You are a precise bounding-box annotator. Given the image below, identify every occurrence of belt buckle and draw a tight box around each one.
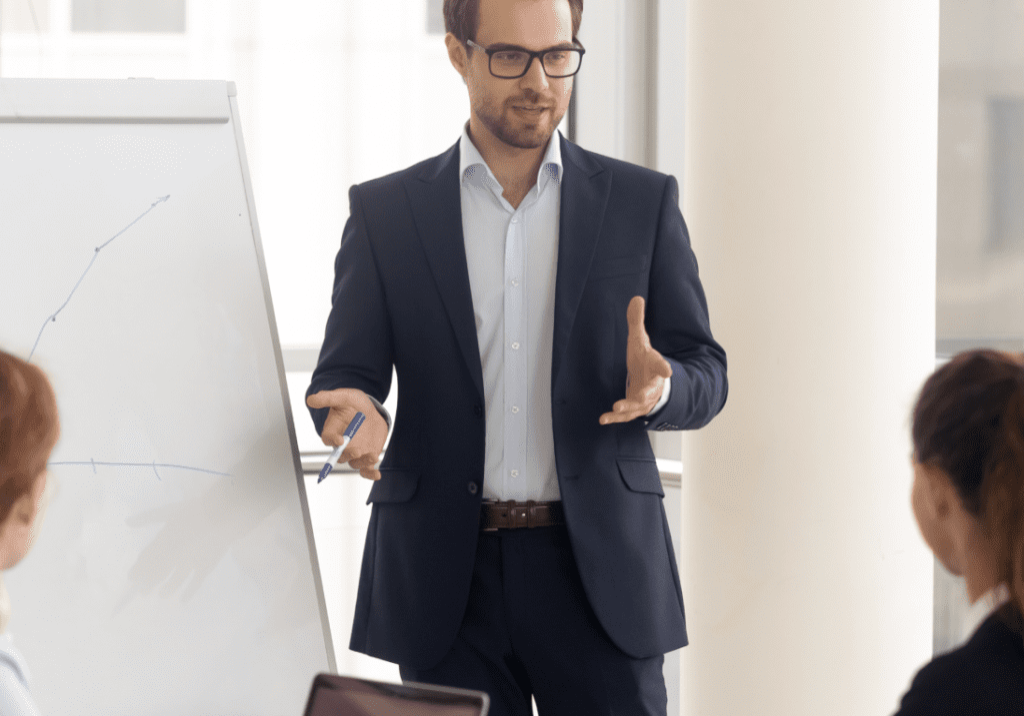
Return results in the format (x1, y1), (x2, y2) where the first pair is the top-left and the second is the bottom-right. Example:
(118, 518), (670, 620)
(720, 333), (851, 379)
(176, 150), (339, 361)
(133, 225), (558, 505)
(503, 500), (532, 529)
(503, 501), (520, 528)
(480, 499), (543, 531)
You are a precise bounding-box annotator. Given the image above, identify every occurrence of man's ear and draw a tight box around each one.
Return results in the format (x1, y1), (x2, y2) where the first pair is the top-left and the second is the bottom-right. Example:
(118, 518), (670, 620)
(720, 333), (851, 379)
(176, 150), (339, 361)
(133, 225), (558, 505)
(444, 32), (469, 82)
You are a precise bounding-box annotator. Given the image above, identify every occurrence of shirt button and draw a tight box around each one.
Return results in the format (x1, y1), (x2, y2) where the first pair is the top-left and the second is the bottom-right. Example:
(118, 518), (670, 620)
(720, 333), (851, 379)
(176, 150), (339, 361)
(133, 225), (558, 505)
(510, 470), (519, 477)
(511, 216), (518, 223)
(511, 279), (519, 287)
(511, 406), (519, 414)
(468, 482), (478, 495)
(511, 342), (519, 350)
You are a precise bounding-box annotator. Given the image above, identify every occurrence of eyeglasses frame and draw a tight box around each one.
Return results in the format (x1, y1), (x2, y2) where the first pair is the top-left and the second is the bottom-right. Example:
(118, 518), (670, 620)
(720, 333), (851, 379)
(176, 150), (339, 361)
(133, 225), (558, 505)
(464, 38), (586, 79)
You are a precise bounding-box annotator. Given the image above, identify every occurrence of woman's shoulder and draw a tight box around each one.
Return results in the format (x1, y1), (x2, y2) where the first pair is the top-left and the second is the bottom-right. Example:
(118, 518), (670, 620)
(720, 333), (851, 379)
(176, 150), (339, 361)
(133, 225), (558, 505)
(894, 606), (1024, 715)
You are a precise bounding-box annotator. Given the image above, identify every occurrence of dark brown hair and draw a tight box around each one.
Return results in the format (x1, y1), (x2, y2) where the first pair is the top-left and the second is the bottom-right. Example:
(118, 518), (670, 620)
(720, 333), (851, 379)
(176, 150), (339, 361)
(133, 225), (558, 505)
(443, 0), (584, 47)
(912, 349), (1024, 618)
(0, 350), (59, 525)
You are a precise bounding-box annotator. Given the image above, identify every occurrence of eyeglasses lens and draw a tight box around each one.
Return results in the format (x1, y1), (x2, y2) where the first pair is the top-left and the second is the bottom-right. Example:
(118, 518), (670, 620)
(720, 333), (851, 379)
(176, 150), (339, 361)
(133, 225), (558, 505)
(491, 50), (581, 78)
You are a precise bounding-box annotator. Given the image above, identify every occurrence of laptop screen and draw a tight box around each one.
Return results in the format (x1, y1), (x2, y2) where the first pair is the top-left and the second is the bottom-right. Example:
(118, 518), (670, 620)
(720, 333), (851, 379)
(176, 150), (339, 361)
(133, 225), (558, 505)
(304, 674), (489, 716)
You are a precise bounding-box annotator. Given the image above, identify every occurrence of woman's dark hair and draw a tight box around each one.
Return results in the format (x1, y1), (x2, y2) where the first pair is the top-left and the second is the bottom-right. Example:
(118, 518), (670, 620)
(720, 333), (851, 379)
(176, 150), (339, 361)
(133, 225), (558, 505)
(912, 349), (1024, 618)
(443, 0), (584, 47)
(0, 350), (59, 525)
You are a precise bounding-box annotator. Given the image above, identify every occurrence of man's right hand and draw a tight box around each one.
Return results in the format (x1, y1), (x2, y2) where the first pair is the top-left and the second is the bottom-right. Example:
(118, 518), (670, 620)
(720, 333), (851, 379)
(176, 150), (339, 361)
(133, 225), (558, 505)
(306, 388), (389, 480)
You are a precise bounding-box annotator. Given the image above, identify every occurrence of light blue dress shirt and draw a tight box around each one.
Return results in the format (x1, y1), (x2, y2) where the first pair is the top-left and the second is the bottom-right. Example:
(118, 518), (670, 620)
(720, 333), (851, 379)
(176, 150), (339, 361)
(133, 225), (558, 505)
(458, 120), (563, 502)
(456, 121), (669, 502)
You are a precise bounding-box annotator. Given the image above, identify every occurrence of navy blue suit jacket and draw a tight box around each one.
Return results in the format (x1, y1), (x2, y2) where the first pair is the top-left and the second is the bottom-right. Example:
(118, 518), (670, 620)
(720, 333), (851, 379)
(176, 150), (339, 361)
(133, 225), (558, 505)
(307, 131), (728, 670)
(893, 604), (1024, 715)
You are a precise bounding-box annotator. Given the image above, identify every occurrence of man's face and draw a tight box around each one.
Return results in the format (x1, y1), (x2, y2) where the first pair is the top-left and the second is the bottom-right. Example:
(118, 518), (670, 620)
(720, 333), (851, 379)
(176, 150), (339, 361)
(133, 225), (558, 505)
(454, 0), (575, 151)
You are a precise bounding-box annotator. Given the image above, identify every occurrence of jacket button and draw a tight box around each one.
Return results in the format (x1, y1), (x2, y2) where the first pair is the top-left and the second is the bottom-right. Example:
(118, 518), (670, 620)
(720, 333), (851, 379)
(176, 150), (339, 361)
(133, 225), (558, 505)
(473, 405), (483, 417)
(468, 482), (478, 495)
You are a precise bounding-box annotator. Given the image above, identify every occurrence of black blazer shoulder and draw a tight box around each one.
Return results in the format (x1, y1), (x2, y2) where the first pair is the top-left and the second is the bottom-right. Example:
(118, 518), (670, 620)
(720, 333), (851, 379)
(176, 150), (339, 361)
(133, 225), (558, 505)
(356, 140), (460, 195)
(565, 139), (663, 178)
(894, 604), (1024, 715)
(555, 134), (678, 200)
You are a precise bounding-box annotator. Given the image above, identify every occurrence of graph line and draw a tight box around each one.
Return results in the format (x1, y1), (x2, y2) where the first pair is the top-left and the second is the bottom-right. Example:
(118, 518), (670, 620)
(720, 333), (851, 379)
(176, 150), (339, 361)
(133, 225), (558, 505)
(48, 460), (230, 478)
(26, 0), (43, 37)
(28, 195), (171, 362)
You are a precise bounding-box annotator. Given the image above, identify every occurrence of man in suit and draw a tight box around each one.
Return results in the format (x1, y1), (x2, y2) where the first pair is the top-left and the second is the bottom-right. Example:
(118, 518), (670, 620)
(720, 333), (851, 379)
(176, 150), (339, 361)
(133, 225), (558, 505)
(306, 0), (727, 713)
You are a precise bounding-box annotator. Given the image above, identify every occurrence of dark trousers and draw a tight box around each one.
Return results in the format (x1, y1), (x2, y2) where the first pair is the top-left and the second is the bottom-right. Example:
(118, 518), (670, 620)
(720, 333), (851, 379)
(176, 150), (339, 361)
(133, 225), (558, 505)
(399, 523), (667, 716)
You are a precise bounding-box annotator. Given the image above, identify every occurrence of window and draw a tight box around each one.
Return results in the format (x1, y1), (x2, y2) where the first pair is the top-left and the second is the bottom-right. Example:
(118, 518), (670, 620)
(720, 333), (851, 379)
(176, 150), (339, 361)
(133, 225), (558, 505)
(72, 0), (186, 33)
(0, 0), (49, 33)
(989, 99), (1024, 252)
(427, 0), (445, 34)
(937, 0), (1024, 357)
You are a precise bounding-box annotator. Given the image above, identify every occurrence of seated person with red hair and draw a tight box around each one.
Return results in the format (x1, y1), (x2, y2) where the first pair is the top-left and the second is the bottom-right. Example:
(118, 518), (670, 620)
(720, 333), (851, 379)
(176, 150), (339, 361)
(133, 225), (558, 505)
(0, 350), (60, 716)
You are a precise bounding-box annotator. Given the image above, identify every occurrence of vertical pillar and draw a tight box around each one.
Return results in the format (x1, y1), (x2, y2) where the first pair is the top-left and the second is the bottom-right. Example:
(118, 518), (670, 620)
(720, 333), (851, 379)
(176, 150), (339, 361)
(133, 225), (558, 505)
(677, 2), (939, 714)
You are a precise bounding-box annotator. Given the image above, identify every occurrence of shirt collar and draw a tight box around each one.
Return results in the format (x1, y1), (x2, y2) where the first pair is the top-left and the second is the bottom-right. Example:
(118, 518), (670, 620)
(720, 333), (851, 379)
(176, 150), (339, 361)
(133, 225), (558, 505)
(459, 119), (563, 194)
(963, 582), (1011, 640)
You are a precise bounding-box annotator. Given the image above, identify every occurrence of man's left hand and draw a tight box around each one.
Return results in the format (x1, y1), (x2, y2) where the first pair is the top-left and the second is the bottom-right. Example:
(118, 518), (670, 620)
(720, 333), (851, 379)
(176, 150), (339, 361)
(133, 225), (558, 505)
(599, 296), (672, 425)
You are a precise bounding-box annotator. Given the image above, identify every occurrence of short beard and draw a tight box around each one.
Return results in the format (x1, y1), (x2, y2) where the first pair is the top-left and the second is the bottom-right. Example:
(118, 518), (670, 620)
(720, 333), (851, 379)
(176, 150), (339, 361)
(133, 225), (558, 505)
(471, 97), (561, 149)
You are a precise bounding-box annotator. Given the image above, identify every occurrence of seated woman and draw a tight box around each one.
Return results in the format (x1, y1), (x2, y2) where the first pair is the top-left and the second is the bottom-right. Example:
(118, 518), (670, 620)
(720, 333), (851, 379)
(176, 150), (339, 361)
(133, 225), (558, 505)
(895, 348), (1024, 714)
(0, 350), (60, 715)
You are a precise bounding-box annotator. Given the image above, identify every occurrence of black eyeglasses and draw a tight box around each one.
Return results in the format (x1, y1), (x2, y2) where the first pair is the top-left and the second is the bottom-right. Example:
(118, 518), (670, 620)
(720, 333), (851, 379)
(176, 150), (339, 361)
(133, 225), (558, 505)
(465, 39), (586, 79)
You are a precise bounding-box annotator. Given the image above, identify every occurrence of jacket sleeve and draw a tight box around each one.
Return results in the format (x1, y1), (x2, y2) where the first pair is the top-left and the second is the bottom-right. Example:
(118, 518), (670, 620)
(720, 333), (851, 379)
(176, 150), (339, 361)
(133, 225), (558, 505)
(643, 174), (728, 432)
(306, 183), (395, 437)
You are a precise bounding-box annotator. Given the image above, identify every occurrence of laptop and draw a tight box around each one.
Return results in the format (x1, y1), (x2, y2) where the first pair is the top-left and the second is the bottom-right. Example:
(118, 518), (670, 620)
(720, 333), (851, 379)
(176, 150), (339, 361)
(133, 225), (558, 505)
(303, 673), (490, 716)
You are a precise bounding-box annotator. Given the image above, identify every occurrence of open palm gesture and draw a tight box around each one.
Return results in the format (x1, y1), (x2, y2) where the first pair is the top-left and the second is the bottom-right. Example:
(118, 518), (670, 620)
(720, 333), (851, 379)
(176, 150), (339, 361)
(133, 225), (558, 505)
(599, 296), (672, 425)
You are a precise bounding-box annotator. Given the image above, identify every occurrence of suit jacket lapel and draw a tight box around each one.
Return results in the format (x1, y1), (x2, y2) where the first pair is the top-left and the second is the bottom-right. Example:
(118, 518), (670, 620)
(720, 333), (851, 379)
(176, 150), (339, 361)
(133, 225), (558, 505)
(402, 132), (611, 407)
(404, 139), (486, 405)
(552, 133), (611, 394)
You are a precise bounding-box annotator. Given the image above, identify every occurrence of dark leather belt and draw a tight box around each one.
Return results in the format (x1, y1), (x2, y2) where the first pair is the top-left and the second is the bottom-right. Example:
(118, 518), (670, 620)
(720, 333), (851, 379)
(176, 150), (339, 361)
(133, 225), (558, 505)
(480, 500), (564, 531)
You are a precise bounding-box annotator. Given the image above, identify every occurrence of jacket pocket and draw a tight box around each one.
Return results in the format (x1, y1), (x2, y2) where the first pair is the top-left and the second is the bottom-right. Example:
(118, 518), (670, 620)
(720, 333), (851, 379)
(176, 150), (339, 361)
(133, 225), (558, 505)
(616, 458), (664, 497)
(365, 469), (420, 504)
(589, 254), (647, 279)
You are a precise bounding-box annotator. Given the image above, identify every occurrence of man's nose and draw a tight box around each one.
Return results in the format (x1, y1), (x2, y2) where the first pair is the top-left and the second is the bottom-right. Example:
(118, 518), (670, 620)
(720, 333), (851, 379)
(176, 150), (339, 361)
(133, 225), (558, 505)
(520, 55), (552, 92)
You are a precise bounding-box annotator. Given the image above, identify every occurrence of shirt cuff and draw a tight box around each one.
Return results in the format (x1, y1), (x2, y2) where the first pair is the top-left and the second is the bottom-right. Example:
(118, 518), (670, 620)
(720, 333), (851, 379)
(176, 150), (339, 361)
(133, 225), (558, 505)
(365, 394), (393, 465)
(364, 393), (392, 430)
(645, 376), (671, 417)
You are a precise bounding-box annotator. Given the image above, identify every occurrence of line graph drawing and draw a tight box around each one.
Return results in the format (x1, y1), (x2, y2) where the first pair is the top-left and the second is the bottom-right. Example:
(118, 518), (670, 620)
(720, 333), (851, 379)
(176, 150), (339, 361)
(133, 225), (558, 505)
(48, 460), (231, 479)
(28, 195), (171, 362)
(24, 193), (231, 482)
